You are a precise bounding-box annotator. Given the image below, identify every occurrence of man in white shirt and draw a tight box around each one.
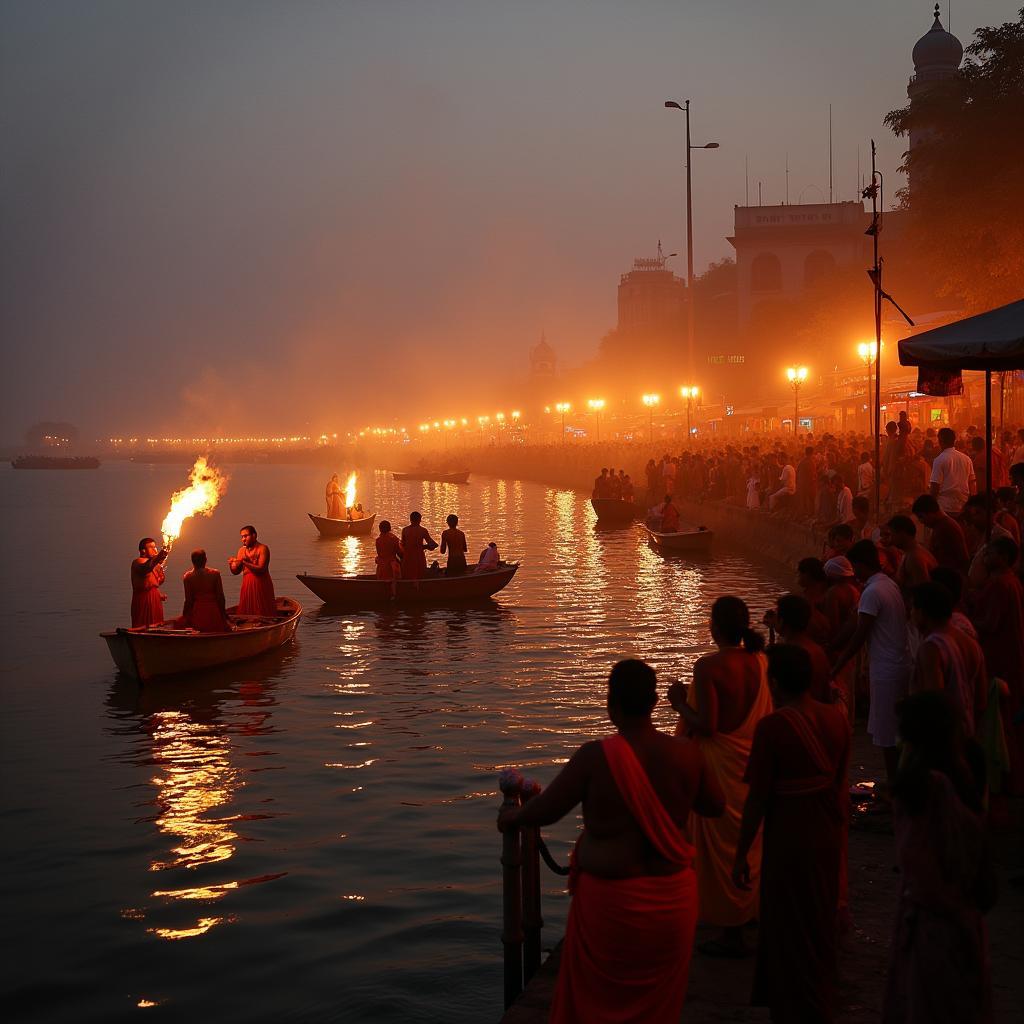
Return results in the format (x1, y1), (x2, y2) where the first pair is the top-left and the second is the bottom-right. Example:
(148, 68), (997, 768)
(929, 427), (976, 516)
(831, 472), (854, 524)
(768, 452), (797, 512)
(856, 452), (875, 498)
(832, 539), (910, 786)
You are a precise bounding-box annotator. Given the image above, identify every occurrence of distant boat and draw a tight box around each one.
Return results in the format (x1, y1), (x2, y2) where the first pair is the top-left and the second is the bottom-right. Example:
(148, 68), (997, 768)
(307, 511), (377, 537)
(590, 497), (639, 526)
(11, 455), (100, 470)
(296, 563), (519, 606)
(645, 525), (714, 556)
(392, 470), (470, 484)
(100, 597), (302, 681)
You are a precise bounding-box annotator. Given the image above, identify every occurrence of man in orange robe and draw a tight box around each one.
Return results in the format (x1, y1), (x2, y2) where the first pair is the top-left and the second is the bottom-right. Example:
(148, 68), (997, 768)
(229, 525), (276, 616)
(498, 660), (724, 1023)
(182, 548), (230, 633)
(400, 511), (438, 579)
(131, 537), (170, 627)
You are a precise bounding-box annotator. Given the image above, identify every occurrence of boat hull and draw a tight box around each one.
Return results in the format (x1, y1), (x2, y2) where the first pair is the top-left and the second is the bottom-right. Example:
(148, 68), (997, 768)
(646, 527), (714, 556)
(100, 597), (302, 681)
(392, 471), (470, 484)
(590, 498), (639, 525)
(297, 563), (518, 606)
(307, 512), (376, 537)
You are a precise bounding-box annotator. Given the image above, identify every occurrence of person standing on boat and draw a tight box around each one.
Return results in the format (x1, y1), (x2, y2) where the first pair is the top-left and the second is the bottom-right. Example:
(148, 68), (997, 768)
(375, 521), (403, 598)
(131, 537), (169, 627)
(182, 549), (230, 632)
(229, 525), (277, 616)
(440, 514), (468, 576)
(661, 495), (681, 533)
(325, 474), (345, 519)
(400, 512), (438, 580)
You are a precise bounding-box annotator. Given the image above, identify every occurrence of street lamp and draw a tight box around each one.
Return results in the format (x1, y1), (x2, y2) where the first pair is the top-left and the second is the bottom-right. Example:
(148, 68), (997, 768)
(857, 341), (883, 436)
(665, 100), (719, 378)
(642, 393), (660, 440)
(786, 366), (809, 434)
(555, 402), (571, 444)
(679, 386), (700, 442)
(587, 399), (606, 443)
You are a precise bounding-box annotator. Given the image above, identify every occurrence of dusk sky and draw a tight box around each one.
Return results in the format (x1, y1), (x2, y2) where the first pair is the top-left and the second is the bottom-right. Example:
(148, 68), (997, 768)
(1, 1), (1011, 442)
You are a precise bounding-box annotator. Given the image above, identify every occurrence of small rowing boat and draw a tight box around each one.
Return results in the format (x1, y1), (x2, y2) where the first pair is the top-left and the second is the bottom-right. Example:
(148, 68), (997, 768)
(392, 470), (471, 484)
(307, 512), (377, 537)
(101, 597), (302, 681)
(646, 525), (714, 556)
(590, 498), (639, 526)
(296, 563), (519, 606)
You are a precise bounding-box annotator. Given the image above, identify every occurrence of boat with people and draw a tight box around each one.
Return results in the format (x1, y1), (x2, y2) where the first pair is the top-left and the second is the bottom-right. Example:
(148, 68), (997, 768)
(100, 597), (302, 681)
(392, 470), (471, 484)
(296, 562), (519, 606)
(590, 497), (639, 526)
(11, 455), (100, 469)
(645, 525), (714, 556)
(307, 512), (377, 537)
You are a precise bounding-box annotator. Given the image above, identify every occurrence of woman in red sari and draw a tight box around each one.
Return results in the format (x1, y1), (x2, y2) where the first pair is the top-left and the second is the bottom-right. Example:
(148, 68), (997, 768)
(229, 525), (276, 616)
(498, 660), (723, 1023)
(733, 644), (850, 1023)
(182, 549), (230, 632)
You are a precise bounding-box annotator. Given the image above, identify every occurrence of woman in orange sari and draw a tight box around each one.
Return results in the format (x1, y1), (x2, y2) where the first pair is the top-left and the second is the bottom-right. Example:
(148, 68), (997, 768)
(669, 595), (772, 956)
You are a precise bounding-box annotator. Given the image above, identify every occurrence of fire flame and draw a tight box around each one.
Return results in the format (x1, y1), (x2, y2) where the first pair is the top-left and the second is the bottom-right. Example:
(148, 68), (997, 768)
(161, 457), (229, 546)
(344, 471), (357, 509)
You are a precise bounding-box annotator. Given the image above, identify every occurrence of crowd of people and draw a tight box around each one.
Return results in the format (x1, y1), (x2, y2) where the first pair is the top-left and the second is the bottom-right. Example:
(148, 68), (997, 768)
(498, 420), (1023, 1023)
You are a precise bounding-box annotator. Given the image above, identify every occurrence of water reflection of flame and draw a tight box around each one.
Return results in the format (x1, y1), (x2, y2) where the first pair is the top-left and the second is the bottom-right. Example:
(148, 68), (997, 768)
(148, 710), (240, 873)
(339, 535), (362, 575)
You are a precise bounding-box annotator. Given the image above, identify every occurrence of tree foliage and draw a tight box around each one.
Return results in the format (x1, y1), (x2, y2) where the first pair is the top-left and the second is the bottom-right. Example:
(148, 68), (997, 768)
(884, 8), (1024, 312)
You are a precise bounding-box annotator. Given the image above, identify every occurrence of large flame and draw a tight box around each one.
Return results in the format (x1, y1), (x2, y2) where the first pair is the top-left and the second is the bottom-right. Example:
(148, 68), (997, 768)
(344, 471), (357, 509)
(161, 457), (228, 546)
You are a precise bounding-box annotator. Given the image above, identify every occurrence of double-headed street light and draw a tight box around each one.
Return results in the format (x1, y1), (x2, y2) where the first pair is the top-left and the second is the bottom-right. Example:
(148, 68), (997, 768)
(665, 100), (719, 377)
(587, 398), (606, 443)
(555, 402), (571, 444)
(642, 393), (660, 439)
(679, 385), (700, 442)
(786, 366), (809, 434)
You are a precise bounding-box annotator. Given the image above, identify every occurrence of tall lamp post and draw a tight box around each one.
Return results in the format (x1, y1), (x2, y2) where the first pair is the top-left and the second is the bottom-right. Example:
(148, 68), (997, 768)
(555, 402), (571, 444)
(786, 366), (808, 434)
(642, 393), (660, 440)
(679, 386), (699, 442)
(588, 399), (606, 443)
(665, 100), (719, 378)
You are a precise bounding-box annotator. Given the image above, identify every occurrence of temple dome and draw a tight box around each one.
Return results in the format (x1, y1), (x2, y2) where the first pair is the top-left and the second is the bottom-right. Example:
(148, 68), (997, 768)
(913, 5), (963, 72)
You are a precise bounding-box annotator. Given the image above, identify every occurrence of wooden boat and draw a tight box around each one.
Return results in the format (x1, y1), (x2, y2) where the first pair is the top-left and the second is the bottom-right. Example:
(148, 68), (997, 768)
(11, 455), (100, 469)
(100, 597), (302, 681)
(296, 562), (519, 606)
(307, 511), (377, 537)
(590, 497), (640, 526)
(392, 470), (471, 485)
(646, 526), (714, 556)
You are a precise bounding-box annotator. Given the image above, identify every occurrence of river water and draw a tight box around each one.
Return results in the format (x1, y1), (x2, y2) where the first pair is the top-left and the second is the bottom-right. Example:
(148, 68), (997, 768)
(1, 463), (786, 1022)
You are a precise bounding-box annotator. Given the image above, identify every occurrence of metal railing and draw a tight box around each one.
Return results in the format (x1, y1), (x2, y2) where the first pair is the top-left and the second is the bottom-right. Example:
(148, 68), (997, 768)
(499, 770), (570, 1010)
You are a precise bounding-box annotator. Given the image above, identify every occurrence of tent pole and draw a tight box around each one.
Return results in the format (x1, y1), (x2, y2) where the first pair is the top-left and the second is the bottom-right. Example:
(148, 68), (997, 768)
(986, 369), (993, 542)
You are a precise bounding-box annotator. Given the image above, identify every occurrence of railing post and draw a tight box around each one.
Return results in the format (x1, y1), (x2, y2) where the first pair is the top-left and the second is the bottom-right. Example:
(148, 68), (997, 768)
(500, 784), (524, 1009)
(521, 824), (543, 983)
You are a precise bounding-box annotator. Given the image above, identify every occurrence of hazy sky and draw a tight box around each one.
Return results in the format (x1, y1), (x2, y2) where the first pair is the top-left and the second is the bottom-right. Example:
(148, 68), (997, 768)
(0, 0), (1011, 441)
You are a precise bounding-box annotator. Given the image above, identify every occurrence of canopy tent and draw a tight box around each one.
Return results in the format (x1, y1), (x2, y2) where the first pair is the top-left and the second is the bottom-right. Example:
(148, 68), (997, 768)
(897, 299), (1024, 371)
(898, 298), (1024, 537)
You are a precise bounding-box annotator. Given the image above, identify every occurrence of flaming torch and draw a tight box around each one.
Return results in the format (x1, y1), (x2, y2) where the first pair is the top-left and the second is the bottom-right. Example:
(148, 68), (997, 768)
(344, 471), (357, 513)
(160, 457), (229, 556)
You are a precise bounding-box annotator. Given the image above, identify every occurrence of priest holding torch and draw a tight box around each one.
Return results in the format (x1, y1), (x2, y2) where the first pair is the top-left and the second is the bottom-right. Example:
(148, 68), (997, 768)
(130, 537), (170, 627)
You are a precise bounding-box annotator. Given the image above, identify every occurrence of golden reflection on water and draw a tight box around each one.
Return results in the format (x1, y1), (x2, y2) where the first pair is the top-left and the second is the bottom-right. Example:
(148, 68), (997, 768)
(338, 536), (361, 575)
(148, 710), (239, 873)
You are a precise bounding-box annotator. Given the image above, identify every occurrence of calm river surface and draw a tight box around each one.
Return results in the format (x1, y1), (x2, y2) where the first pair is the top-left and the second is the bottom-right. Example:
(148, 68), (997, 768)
(1, 463), (786, 1022)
